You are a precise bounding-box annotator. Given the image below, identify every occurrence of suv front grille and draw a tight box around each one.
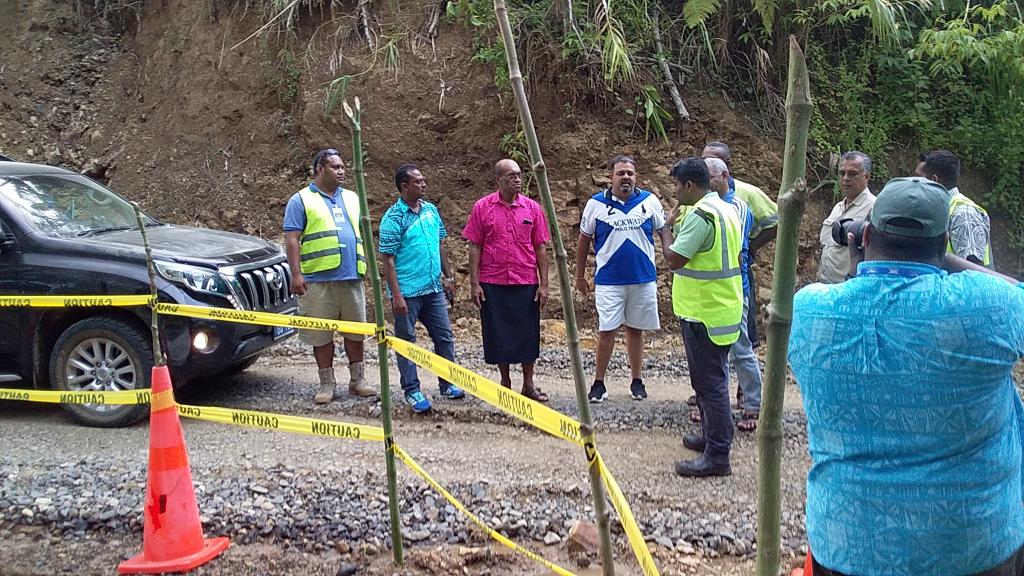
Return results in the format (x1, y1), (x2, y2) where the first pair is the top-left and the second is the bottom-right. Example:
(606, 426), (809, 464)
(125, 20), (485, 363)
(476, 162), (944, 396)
(232, 262), (292, 311)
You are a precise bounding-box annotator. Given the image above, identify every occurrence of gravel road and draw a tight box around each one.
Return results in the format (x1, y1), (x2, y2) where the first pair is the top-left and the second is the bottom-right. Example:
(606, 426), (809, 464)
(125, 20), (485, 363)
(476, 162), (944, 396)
(0, 332), (812, 576)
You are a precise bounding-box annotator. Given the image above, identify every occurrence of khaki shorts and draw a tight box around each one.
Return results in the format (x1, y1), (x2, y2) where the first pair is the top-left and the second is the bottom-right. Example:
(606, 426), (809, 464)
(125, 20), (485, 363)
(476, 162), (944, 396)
(297, 279), (367, 346)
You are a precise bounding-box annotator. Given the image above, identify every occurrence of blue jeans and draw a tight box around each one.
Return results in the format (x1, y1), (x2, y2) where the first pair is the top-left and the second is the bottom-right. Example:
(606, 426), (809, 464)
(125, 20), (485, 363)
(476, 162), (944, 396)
(393, 291), (455, 394)
(729, 297), (762, 412)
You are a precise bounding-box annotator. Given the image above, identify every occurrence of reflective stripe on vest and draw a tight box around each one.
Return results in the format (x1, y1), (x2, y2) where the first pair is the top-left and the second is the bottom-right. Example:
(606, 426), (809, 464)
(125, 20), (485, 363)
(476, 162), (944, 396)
(672, 195), (744, 346)
(947, 193), (991, 266)
(298, 187), (367, 276)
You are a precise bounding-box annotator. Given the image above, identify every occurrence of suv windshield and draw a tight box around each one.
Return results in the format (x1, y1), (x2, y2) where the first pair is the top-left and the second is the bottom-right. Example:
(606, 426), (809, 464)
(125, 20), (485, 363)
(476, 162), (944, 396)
(0, 174), (156, 238)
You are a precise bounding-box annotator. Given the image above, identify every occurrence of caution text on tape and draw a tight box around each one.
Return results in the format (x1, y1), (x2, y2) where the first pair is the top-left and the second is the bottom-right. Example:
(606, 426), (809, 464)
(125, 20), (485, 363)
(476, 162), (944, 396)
(156, 303), (375, 336)
(393, 443), (578, 576)
(0, 295), (152, 308)
(175, 403), (385, 443)
(386, 337), (583, 446)
(0, 387), (151, 405)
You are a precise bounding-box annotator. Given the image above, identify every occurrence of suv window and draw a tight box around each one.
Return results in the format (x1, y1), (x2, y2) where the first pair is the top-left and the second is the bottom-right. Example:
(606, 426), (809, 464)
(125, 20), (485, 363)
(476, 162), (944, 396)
(0, 174), (156, 238)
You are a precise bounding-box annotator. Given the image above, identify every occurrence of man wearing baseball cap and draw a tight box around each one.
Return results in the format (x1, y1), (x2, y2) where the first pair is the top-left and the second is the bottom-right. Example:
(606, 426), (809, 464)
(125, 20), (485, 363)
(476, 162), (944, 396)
(789, 177), (1024, 575)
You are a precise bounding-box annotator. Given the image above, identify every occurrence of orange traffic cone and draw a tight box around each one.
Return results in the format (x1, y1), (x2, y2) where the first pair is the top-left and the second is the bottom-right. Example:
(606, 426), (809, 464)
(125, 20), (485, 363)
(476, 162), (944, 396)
(119, 365), (229, 574)
(789, 549), (814, 576)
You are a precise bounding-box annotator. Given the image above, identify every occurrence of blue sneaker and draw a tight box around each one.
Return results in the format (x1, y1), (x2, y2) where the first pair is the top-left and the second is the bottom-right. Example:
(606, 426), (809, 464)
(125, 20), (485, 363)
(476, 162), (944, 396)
(440, 384), (466, 400)
(405, 391), (432, 413)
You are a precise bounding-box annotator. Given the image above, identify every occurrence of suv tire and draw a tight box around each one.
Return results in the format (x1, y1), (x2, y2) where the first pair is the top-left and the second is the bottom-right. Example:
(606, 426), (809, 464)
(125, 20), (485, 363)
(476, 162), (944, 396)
(49, 316), (152, 427)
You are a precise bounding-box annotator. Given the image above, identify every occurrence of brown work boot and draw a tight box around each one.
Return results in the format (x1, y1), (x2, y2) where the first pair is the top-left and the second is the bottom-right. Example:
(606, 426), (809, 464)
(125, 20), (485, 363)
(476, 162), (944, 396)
(347, 361), (376, 397)
(314, 367), (336, 404)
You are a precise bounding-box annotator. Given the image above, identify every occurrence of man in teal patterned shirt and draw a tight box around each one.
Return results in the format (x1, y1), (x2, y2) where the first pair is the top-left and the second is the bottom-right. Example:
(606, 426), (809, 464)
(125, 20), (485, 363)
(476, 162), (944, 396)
(790, 177), (1024, 575)
(380, 164), (465, 414)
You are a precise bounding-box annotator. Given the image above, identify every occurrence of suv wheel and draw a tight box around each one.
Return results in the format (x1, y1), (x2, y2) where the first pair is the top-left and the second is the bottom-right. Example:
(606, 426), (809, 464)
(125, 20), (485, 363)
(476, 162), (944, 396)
(49, 316), (152, 427)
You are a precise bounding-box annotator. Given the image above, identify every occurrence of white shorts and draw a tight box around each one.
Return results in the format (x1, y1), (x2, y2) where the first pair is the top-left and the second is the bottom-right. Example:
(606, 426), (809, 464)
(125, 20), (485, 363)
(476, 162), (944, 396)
(594, 282), (660, 332)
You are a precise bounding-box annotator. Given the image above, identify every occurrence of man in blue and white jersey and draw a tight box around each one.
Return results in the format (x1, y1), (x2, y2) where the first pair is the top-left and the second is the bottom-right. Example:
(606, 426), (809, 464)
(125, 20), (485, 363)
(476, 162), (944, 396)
(575, 155), (672, 402)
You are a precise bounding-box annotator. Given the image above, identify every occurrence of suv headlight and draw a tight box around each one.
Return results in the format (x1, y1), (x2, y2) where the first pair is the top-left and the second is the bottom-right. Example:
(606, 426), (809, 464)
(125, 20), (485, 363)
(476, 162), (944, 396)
(155, 262), (231, 297)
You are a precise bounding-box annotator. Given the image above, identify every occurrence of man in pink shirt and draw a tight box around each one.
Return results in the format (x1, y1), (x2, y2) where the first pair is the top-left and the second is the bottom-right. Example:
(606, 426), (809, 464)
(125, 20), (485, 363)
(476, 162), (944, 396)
(464, 159), (551, 402)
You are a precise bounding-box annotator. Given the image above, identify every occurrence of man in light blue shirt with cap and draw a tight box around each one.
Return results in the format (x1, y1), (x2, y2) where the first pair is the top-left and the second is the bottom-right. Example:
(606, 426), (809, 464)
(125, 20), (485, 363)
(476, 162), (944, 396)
(790, 177), (1024, 575)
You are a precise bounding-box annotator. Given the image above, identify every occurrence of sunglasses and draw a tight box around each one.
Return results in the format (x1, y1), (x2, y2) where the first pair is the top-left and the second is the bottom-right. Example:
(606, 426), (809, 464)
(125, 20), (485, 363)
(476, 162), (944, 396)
(312, 148), (340, 172)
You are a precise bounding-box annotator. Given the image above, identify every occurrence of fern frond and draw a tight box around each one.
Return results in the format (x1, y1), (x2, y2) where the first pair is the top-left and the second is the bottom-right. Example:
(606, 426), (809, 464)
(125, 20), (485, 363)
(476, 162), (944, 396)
(683, 0), (722, 29)
(753, 0), (777, 31)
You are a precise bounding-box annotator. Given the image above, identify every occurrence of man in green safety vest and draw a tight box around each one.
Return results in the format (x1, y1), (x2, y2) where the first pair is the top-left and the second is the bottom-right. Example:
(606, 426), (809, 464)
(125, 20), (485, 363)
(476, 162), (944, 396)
(915, 149), (993, 268)
(664, 157), (744, 478)
(284, 149), (376, 405)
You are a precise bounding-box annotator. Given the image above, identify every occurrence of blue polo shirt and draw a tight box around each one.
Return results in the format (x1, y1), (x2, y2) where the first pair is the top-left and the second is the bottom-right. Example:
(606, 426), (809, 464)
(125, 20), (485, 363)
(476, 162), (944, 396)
(378, 197), (448, 298)
(789, 261), (1024, 575)
(282, 182), (359, 282)
(723, 187), (754, 295)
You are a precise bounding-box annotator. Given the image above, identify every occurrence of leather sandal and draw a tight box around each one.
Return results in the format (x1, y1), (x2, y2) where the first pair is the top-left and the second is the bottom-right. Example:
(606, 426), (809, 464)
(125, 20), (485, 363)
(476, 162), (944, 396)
(522, 387), (549, 403)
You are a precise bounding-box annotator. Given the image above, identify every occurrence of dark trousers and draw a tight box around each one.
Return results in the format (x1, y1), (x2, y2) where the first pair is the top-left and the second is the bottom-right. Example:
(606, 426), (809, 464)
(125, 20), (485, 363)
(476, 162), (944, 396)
(393, 291), (455, 394)
(681, 320), (733, 459)
(812, 544), (1024, 576)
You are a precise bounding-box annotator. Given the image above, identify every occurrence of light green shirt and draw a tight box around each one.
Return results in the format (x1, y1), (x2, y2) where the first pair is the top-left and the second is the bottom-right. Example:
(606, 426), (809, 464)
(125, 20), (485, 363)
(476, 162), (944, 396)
(733, 178), (779, 236)
(670, 192), (717, 259)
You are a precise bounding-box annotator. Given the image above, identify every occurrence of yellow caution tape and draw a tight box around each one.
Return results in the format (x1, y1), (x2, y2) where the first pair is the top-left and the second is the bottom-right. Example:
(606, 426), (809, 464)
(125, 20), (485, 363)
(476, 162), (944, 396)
(594, 452), (660, 576)
(0, 387), (151, 404)
(155, 303), (375, 335)
(175, 403), (385, 442)
(393, 443), (578, 576)
(0, 295), (152, 307)
(387, 337), (583, 447)
(0, 387), (383, 442)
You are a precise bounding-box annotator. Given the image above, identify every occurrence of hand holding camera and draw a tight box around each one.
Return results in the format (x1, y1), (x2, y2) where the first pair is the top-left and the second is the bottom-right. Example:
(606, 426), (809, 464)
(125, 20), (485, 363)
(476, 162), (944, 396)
(831, 218), (867, 278)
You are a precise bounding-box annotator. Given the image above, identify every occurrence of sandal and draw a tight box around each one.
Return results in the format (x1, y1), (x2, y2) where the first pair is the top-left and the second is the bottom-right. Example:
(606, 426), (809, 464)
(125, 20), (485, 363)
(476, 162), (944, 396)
(737, 410), (759, 432)
(689, 408), (701, 423)
(686, 394), (697, 407)
(522, 387), (549, 403)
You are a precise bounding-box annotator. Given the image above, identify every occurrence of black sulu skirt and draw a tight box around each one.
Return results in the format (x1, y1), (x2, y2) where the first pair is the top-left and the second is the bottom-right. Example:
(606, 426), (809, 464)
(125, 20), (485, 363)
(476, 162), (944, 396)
(480, 282), (540, 365)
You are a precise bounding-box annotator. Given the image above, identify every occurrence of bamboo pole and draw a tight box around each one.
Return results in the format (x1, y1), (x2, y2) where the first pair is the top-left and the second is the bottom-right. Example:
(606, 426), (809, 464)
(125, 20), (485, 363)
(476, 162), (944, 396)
(755, 36), (812, 576)
(493, 2), (616, 574)
(131, 203), (164, 367)
(342, 98), (404, 565)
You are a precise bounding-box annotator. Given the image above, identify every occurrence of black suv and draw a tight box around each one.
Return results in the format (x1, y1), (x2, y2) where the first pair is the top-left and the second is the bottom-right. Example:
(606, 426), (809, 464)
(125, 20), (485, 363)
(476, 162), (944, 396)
(0, 160), (296, 426)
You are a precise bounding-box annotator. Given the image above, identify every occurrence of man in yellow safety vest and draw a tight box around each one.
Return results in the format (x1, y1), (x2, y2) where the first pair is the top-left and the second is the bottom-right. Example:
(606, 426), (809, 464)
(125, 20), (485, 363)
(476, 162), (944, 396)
(284, 148), (376, 405)
(915, 149), (993, 268)
(664, 157), (744, 478)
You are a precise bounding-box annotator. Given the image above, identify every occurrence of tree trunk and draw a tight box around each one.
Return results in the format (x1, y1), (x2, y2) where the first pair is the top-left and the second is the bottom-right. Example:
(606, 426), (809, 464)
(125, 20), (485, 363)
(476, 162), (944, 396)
(343, 99), (403, 566)
(755, 36), (812, 576)
(357, 0), (375, 50)
(650, 4), (689, 121)
(493, 2), (616, 575)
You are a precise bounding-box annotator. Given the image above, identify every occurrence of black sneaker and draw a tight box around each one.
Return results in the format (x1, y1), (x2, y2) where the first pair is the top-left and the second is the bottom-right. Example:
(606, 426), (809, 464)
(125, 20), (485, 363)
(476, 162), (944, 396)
(588, 380), (608, 403)
(630, 378), (647, 400)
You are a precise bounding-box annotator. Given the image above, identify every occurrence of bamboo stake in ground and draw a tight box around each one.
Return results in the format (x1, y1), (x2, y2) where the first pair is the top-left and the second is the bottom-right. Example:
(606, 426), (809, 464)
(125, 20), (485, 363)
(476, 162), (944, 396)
(756, 36), (812, 576)
(131, 203), (164, 367)
(342, 98), (404, 566)
(492, 2), (616, 574)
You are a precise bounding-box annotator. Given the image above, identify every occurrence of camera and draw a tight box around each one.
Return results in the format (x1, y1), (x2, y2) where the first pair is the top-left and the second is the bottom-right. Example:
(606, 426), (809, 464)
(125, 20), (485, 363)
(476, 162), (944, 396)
(831, 218), (867, 250)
